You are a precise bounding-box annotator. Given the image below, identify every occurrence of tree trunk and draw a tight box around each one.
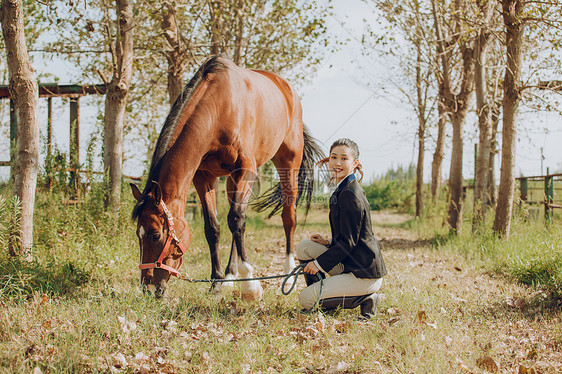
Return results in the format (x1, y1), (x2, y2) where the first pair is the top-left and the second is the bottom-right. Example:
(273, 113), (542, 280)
(1, 0), (39, 261)
(161, 2), (186, 105)
(447, 111), (465, 232)
(431, 0), (475, 232)
(431, 93), (446, 201)
(103, 0), (134, 211)
(494, 0), (524, 238)
(415, 42), (426, 217)
(232, 0), (245, 65)
(472, 28), (492, 231)
(208, 1), (223, 55)
(487, 102), (501, 208)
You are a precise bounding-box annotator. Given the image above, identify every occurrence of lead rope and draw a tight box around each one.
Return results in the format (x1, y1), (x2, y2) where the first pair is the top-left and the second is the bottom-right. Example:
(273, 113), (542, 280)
(177, 263), (324, 311)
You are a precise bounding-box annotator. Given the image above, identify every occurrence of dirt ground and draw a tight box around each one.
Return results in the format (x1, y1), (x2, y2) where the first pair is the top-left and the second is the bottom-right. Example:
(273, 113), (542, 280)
(267, 210), (562, 373)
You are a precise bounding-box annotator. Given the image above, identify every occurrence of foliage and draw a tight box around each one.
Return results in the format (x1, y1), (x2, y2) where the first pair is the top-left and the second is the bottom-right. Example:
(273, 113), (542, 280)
(363, 164), (416, 212)
(0, 257), (89, 298)
(0, 195), (22, 256)
(432, 211), (562, 298)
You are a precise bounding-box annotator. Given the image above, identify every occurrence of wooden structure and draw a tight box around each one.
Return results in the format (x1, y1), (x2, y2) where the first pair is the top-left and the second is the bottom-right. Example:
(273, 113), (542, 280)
(517, 173), (562, 223)
(0, 83), (106, 183)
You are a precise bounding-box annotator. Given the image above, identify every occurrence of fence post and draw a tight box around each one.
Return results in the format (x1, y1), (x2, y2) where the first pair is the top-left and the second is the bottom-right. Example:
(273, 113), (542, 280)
(520, 178), (527, 203)
(69, 97), (80, 195)
(9, 99), (16, 181)
(544, 175), (553, 223)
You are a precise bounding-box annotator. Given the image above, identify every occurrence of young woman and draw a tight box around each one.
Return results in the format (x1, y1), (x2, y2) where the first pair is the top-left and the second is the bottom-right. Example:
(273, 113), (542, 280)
(297, 138), (387, 319)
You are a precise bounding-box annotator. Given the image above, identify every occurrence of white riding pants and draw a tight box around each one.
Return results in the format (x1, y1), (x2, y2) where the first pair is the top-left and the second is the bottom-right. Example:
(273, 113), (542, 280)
(296, 239), (383, 309)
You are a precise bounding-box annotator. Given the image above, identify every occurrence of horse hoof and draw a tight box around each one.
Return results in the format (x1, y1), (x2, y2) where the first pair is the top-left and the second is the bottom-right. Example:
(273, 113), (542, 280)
(210, 283), (222, 294)
(221, 273), (237, 288)
(241, 281), (263, 301)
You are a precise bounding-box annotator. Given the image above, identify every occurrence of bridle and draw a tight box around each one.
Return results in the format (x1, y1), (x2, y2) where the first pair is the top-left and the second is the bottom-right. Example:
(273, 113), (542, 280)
(138, 199), (187, 277)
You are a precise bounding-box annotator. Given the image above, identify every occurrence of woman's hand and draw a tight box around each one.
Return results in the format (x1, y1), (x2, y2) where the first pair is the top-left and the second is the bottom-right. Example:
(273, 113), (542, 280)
(304, 261), (319, 275)
(310, 234), (330, 246)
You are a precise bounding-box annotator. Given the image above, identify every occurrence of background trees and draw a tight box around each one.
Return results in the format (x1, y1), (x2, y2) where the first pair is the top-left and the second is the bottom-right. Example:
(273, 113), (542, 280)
(1, 0), (562, 258)
(361, 0), (561, 236)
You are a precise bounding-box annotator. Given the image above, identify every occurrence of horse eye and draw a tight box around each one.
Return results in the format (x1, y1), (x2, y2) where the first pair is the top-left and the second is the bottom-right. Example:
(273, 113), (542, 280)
(151, 233), (161, 242)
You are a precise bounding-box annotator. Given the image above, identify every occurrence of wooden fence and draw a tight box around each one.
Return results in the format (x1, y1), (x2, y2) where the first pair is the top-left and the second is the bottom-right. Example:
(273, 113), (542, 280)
(516, 173), (562, 222)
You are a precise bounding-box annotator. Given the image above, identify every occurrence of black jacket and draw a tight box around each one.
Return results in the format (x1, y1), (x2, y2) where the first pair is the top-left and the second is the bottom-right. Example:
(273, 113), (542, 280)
(316, 174), (387, 279)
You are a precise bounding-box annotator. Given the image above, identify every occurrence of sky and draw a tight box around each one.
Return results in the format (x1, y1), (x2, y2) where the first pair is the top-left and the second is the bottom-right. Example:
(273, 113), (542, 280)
(1, 0), (561, 183)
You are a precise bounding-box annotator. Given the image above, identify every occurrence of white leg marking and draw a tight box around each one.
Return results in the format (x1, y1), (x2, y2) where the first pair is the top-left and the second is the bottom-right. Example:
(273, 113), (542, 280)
(222, 273), (237, 288)
(238, 262), (263, 301)
(283, 255), (297, 288)
(284, 255), (296, 274)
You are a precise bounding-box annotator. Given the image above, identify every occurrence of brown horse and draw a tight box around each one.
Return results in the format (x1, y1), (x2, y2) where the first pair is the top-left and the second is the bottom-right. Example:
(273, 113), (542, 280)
(130, 56), (323, 299)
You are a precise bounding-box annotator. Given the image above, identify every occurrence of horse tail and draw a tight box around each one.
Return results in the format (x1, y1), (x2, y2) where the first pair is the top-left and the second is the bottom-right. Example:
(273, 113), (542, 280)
(251, 125), (325, 218)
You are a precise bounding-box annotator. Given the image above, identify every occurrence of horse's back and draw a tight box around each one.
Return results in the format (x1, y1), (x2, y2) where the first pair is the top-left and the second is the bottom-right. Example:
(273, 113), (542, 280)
(202, 58), (303, 166)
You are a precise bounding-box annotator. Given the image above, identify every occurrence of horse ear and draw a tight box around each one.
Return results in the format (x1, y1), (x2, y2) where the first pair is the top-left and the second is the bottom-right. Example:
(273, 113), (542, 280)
(150, 181), (162, 205)
(130, 183), (142, 201)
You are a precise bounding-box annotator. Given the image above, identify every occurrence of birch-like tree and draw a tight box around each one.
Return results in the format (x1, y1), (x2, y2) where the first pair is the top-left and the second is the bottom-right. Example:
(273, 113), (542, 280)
(431, 0), (475, 234)
(362, 0), (437, 218)
(1, 0), (39, 260)
(102, 0), (134, 210)
(493, 0), (562, 237)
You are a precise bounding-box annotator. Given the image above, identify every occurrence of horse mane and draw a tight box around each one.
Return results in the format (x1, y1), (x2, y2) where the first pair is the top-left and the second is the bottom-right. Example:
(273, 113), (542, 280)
(132, 55), (229, 220)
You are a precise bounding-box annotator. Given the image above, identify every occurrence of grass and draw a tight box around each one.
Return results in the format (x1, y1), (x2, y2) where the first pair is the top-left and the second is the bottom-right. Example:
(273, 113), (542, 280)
(0, 184), (561, 373)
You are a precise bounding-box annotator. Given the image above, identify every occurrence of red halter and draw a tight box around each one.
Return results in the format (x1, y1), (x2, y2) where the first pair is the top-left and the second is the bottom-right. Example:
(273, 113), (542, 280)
(138, 200), (187, 277)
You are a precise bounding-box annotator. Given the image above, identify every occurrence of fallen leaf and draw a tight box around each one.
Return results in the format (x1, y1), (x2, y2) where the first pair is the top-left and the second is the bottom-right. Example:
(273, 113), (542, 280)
(476, 356), (498, 373)
(417, 310), (427, 324)
(334, 321), (351, 333)
(518, 365), (538, 374)
(454, 266), (462, 272)
(526, 349), (538, 359)
(445, 336), (453, 347)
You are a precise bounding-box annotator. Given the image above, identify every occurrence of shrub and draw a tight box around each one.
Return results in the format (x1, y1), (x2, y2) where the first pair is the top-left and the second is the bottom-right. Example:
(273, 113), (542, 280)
(363, 165), (416, 213)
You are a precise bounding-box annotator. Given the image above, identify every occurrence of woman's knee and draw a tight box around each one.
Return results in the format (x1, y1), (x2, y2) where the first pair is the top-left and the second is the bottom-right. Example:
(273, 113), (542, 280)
(298, 288), (316, 310)
(296, 239), (314, 260)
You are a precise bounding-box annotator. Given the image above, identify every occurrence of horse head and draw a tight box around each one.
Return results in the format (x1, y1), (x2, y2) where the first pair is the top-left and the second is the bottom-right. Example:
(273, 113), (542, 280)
(131, 182), (190, 298)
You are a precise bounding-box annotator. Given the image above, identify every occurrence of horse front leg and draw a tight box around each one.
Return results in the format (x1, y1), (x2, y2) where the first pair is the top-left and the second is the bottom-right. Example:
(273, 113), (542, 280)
(194, 172), (224, 294)
(226, 168), (263, 301)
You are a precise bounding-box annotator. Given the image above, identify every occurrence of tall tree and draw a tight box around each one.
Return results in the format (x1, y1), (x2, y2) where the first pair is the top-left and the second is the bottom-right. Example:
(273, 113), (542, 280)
(1, 0), (39, 260)
(363, 0), (436, 217)
(471, 0), (500, 231)
(493, 0), (562, 237)
(493, 0), (524, 237)
(160, 1), (189, 104)
(431, 0), (475, 234)
(431, 88), (446, 201)
(103, 0), (134, 210)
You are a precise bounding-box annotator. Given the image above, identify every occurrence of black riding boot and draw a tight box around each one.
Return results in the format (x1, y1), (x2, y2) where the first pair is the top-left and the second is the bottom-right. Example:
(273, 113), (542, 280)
(319, 293), (381, 319)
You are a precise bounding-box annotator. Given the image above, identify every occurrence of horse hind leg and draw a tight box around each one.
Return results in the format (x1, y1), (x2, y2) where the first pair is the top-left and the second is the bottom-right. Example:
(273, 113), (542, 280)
(274, 154), (301, 286)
